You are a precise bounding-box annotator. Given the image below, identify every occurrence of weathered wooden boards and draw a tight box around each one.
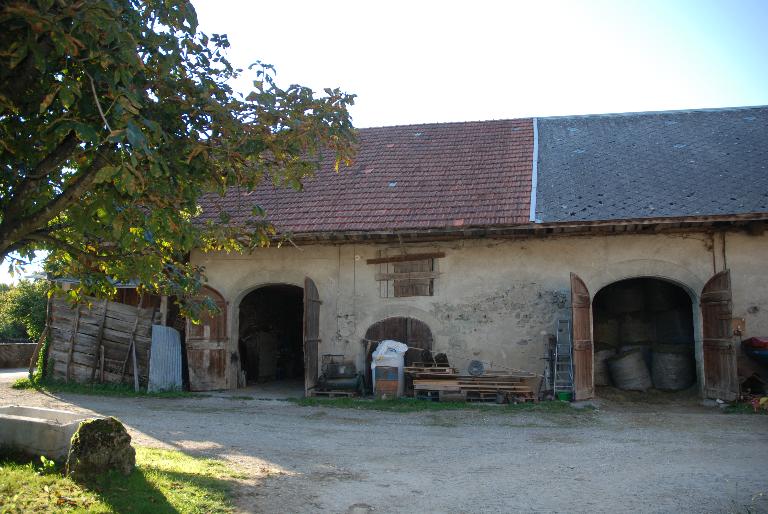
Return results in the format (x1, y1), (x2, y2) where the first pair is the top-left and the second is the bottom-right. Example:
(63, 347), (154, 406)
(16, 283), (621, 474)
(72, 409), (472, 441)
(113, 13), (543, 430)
(407, 366), (537, 403)
(48, 295), (159, 386)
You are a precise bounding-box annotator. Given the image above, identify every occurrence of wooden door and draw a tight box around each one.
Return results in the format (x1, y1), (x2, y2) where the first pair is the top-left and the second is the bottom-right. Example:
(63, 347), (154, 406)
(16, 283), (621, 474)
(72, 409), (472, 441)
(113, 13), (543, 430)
(303, 277), (321, 396)
(571, 273), (594, 400)
(701, 270), (738, 400)
(186, 286), (228, 391)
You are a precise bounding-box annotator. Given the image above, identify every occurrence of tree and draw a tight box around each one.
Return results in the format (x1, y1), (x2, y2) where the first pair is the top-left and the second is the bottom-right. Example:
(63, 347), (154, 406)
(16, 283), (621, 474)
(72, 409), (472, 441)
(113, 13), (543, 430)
(0, 0), (355, 301)
(0, 280), (48, 341)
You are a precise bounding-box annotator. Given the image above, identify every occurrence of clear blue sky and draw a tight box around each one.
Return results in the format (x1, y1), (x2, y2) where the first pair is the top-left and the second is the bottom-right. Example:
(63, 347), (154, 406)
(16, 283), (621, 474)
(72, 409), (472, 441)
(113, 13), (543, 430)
(193, 0), (767, 127)
(3, 0), (766, 283)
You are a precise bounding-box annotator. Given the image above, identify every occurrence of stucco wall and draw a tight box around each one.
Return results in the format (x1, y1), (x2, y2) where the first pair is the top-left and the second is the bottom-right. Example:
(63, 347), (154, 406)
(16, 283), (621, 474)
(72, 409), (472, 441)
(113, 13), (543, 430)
(191, 229), (768, 389)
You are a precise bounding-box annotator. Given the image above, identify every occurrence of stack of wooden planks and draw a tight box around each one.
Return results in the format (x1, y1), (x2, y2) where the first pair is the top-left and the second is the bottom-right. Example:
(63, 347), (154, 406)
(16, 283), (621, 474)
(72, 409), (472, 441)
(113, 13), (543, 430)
(406, 366), (537, 403)
(48, 295), (160, 386)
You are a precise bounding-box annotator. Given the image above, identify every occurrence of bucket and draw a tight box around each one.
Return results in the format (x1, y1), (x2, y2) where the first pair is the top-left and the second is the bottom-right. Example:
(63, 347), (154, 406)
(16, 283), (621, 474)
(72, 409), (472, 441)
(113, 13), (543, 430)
(555, 391), (573, 402)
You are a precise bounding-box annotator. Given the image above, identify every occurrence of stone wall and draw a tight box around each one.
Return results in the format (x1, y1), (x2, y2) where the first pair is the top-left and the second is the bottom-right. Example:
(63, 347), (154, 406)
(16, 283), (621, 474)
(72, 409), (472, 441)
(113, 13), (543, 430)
(191, 229), (768, 389)
(0, 342), (36, 368)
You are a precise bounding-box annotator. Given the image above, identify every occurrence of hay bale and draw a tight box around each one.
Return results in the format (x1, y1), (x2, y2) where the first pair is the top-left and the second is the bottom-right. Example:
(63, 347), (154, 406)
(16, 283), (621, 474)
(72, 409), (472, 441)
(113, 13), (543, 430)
(608, 350), (652, 391)
(594, 349), (616, 386)
(653, 311), (691, 344)
(652, 344), (696, 391)
(619, 313), (654, 344)
(594, 318), (619, 346)
(66, 417), (135, 479)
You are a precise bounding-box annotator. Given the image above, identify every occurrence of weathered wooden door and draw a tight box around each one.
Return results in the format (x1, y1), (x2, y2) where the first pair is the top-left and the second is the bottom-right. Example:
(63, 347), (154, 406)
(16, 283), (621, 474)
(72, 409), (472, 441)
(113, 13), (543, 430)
(186, 287), (228, 391)
(571, 273), (594, 400)
(303, 277), (321, 396)
(701, 270), (738, 400)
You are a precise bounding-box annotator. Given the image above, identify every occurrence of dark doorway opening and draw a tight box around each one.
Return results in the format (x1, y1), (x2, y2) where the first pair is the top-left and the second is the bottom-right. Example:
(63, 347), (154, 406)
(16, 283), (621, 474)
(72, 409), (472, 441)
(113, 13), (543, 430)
(593, 278), (696, 392)
(238, 285), (304, 385)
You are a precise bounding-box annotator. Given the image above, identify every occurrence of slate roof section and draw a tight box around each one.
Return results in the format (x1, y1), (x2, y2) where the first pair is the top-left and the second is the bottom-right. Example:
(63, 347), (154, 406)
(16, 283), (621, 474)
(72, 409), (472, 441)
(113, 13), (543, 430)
(198, 119), (534, 233)
(535, 106), (768, 222)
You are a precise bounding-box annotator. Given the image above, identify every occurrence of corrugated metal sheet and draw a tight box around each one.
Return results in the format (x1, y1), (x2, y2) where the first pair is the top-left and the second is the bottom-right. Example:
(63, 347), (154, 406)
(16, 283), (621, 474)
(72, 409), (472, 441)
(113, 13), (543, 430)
(148, 325), (182, 392)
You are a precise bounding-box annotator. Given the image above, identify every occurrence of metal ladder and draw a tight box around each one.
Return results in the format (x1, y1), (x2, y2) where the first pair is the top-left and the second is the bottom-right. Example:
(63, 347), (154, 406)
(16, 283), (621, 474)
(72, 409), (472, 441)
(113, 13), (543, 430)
(552, 319), (574, 395)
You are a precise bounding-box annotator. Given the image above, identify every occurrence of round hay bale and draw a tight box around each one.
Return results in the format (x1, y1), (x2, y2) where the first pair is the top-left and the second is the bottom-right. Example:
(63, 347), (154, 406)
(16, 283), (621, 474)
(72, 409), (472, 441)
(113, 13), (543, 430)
(651, 344), (696, 391)
(620, 342), (653, 368)
(594, 349), (616, 386)
(608, 350), (652, 391)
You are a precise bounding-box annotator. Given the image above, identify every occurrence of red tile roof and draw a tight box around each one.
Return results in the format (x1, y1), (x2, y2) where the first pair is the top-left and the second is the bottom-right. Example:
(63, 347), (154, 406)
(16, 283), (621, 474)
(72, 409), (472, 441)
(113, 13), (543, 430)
(197, 118), (534, 234)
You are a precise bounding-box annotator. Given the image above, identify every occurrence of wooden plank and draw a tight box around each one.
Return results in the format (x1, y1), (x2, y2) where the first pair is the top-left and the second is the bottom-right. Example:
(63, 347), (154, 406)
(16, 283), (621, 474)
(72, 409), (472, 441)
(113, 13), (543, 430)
(91, 300), (109, 382)
(375, 271), (441, 281)
(50, 326), (151, 359)
(66, 306), (81, 382)
(303, 277), (321, 396)
(571, 272), (594, 400)
(701, 270), (738, 401)
(52, 309), (154, 334)
(53, 296), (155, 320)
(365, 252), (445, 265)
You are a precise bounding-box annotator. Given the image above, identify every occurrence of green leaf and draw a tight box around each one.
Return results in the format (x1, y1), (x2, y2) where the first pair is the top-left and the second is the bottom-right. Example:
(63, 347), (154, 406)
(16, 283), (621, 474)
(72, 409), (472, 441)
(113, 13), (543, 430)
(59, 87), (75, 109)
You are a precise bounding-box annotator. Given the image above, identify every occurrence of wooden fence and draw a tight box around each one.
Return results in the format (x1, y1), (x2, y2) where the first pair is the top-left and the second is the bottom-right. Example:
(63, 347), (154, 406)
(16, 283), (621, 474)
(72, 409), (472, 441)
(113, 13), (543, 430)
(48, 295), (160, 386)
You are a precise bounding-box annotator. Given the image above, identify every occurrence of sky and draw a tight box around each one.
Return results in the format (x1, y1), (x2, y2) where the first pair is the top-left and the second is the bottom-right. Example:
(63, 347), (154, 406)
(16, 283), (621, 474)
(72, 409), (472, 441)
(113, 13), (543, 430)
(3, 0), (767, 284)
(193, 0), (767, 127)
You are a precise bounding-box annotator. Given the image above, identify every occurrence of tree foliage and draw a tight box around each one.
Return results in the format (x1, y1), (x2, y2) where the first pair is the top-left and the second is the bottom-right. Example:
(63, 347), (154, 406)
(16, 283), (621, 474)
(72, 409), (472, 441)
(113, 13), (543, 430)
(0, 0), (355, 300)
(0, 280), (49, 341)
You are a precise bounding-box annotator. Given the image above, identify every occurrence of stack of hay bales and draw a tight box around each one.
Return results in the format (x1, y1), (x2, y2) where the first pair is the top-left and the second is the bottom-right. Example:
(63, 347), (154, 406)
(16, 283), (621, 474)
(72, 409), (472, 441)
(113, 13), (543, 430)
(601, 281), (696, 392)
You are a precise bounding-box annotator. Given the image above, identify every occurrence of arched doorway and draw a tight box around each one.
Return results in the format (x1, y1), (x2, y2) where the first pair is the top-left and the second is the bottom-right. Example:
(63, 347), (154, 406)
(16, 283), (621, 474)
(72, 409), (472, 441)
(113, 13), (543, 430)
(238, 284), (304, 387)
(592, 277), (696, 392)
(363, 317), (434, 392)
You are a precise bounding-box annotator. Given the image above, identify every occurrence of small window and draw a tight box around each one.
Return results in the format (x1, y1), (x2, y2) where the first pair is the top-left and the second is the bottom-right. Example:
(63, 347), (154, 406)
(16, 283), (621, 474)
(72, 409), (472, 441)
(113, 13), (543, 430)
(393, 259), (434, 297)
(369, 251), (444, 299)
(378, 258), (436, 298)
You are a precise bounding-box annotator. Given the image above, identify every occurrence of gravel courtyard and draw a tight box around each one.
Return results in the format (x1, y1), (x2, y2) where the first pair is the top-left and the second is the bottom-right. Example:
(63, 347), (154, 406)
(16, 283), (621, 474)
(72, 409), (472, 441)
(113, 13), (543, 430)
(1, 371), (766, 513)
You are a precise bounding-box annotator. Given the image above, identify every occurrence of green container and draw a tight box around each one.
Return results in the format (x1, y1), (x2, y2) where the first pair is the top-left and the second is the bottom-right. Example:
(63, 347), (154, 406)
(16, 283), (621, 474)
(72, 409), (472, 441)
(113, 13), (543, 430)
(556, 391), (573, 402)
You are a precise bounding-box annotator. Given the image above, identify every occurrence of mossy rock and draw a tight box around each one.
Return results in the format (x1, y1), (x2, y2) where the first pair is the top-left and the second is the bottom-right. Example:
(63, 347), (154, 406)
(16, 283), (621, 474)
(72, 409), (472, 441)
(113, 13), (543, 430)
(66, 417), (135, 478)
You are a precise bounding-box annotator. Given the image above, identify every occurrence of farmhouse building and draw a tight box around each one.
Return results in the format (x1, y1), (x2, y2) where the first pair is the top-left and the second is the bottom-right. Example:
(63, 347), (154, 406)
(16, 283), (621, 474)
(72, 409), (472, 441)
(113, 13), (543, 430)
(187, 105), (768, 400)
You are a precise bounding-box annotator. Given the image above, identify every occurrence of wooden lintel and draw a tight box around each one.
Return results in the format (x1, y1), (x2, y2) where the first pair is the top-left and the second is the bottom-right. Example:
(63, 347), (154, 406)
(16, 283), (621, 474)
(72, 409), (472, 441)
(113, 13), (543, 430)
(366, 252), (445, 265)
(375, 271), (441, 281)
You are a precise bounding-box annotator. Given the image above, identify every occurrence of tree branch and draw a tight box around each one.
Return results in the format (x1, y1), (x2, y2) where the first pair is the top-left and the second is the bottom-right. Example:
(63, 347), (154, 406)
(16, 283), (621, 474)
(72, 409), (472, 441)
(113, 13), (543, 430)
(2, 131), (80, 225)
(85, 72), (112, 132)
(0, 142), (114, 256)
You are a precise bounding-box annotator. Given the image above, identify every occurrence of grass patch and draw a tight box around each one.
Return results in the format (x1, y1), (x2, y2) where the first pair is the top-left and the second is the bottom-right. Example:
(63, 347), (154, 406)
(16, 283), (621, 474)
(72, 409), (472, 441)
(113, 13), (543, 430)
(290, 396), (584, 414)
(0, 446), (242, 513)
(723, 402), (768, 415)
(11, 377), (199, 399)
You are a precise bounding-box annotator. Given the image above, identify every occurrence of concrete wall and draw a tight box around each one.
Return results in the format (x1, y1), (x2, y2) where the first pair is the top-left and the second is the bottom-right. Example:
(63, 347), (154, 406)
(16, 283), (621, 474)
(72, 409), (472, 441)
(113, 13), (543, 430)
(191, 229), (768, 390)
(0, 342), (36, 368)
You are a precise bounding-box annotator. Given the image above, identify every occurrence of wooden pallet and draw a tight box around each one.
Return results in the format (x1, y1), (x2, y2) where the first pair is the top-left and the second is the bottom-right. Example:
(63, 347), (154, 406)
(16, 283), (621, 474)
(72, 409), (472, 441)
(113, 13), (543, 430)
(310, 390), (358, 398)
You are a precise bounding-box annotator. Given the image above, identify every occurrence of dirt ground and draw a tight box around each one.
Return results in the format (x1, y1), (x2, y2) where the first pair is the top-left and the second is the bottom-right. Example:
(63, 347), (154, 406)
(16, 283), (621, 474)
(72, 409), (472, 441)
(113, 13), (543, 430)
(2, 370), (767, 513)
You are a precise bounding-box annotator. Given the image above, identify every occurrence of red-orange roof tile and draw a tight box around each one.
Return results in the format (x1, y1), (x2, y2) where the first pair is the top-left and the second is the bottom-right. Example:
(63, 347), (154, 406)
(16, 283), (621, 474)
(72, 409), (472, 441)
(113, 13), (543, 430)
(197, 118), (534, 233)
